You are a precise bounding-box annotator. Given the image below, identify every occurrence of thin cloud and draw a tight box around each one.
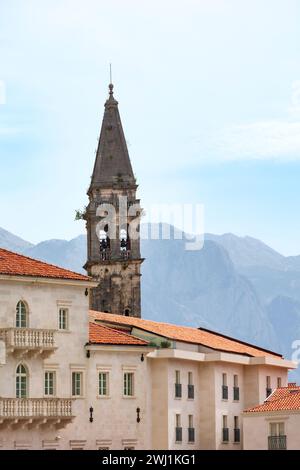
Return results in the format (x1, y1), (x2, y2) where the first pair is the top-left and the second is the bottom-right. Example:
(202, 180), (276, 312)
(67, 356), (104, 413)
(217, 82), (300, 161)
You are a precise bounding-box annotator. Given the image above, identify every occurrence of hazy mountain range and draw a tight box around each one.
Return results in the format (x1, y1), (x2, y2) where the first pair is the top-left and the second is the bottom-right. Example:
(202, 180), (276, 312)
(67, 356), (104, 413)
(1, 225), (299, 380)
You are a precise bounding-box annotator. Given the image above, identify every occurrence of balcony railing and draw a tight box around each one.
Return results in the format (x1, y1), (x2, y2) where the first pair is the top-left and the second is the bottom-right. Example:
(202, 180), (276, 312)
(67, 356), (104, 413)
(0, 398), (74, 427)
(222, 385), (228, 400)
(234, 428), (241, 443)
(233, 386), (240, 401)
(175, 383), (182, 398)
(0, 328), (56, 357)
(188, 384), (194, 399)
(175, 427), (182, 442)
(222, 427), (229, 442)
(268, 435), (287, 450)
(188, 427), (195, 443)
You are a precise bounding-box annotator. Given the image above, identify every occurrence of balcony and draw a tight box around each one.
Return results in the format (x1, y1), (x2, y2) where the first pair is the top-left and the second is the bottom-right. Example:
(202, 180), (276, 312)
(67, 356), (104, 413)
(268, 435), (287, 450)
(233, 386), (240, 401)
(188, 384), (194, 399)
(175, 427), (182, 443)
(0, 328), (57, 358)
(175, 383), (182, 398)
(222, 427), (229, 443)
(234, 428), (241, 443)
(0, 398), (74, 428)
(222, 385), (228, 400)
(188, 427), (195, 443)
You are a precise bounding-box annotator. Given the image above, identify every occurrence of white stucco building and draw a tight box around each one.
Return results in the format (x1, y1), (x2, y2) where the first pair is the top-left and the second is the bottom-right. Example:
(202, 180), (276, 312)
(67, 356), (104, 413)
(243, 383), (300, 450)
(0, 247), (296, 450)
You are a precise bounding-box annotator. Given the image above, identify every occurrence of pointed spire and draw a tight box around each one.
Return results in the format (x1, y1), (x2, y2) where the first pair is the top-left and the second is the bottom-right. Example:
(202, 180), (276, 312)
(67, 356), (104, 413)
(89, 83), (136, 191)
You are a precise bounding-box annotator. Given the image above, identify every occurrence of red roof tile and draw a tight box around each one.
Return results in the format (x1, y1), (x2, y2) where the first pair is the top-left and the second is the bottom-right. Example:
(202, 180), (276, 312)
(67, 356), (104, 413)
(89, 311), (282, 358)
(245, 385), (300, 413)
(89, 322), (149, 346)
(0, 248), (91, 281)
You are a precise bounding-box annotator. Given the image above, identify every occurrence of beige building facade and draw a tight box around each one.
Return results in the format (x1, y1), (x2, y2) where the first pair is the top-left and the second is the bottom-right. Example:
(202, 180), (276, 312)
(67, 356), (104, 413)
(243, 383), (300, 450)
(0, 248), (297, 450)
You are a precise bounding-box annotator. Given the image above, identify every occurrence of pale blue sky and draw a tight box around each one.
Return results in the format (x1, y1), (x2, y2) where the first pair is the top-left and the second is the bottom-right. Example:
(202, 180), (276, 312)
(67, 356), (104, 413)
(1, 0), (300, 254)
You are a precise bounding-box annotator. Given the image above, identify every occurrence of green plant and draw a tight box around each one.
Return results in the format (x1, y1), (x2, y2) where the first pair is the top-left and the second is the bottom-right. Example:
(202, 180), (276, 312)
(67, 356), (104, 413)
(75, 207), (87, 221)
(160, 340), (171, 349)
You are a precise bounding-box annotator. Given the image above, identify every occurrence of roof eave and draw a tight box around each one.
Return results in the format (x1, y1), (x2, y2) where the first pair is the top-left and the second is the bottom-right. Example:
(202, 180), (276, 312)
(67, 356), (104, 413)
(0, 274), (97, 288)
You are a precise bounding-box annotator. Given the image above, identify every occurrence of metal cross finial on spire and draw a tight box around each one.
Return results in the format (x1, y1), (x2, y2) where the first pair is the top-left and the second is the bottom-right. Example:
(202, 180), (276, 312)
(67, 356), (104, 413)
(109, 63), (114, 96)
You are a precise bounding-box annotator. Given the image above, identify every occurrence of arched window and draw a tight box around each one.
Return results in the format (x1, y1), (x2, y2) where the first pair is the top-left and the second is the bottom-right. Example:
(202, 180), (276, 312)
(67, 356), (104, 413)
(120, 227), (130, 259)
(16, 301), (28, 328)
(16, 364), (28, 398)
(99, 224), (110, 260)
(124, 308), (130, 317)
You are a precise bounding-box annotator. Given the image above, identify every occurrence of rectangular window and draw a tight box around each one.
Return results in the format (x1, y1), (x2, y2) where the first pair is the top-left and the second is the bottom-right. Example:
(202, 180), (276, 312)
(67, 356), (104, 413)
(72, 372), (83, 397)
(188, 372), (194, 398)
(234, 416), (240, 443)
(99, 372), (109, 396)
(188, 415), (195, 443)
(45, 371), (56, 396)
(234, 416), (239, 429)
(222, 415), (229, 442)
(277, 377), (282, 388)
(270, 422), (285, 436)
(59, 308), (68, 330)
(175, 370), (182, 398)
(175, 414), (182, 442)
(123, 372), (134, 397)
(266, 376), (272, 397)
(233, 374), (240, 401)
(222, 373), (228, 400)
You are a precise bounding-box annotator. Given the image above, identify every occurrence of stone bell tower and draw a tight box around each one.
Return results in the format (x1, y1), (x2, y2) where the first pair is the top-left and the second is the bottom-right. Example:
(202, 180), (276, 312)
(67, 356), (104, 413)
(84, 83), (143, 317)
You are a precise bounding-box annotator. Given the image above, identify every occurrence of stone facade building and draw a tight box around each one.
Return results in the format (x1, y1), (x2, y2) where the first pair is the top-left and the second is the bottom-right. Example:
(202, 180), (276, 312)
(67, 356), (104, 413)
(0, 247), (296, 449)
(0, 84), (298, 450)
(84, 84), (143, 318)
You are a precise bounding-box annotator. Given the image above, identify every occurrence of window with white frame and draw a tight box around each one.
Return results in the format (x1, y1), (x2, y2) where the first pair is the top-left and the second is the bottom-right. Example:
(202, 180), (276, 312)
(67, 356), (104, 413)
(72, 372), (83, 397)
(270, 422), (285, 436)
(99, 372), (109, 396)
(16, 364), (28, 398)
(59, 308), (68, 330)
(16, 301), (28, 328)
(123, 372), (134, 397)
(45, 371), (56, 396)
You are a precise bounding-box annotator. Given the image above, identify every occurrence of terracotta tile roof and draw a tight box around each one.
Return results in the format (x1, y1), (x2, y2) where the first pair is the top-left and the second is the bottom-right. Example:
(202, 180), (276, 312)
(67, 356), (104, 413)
(245, 385), (300, 413)
(89, 322), (148, 346)
(89, 311), (282, 358)
(0, 248), (91, 281)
